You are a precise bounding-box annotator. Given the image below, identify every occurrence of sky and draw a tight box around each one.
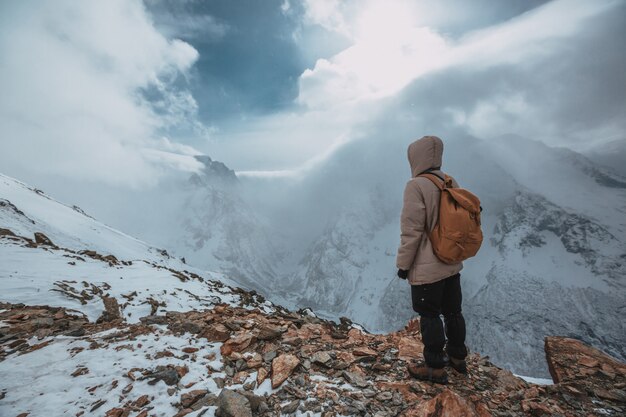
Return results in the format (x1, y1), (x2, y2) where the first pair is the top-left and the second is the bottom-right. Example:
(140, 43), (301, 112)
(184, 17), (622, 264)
(0, 0), (624, 189)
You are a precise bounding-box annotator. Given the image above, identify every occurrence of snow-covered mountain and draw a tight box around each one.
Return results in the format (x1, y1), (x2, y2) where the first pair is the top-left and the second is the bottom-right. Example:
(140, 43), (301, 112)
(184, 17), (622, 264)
(12, 132), (623, 378)
(0, 172), (264, 322)
(3, 171), (624, 417)
(584, 138), (626, 177)
(310, 136), (626, 376)
(132, 135), (626, 377)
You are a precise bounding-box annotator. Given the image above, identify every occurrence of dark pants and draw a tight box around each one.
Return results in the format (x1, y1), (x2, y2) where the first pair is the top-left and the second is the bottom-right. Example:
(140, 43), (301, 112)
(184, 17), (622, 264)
(411, 273), (467, 368)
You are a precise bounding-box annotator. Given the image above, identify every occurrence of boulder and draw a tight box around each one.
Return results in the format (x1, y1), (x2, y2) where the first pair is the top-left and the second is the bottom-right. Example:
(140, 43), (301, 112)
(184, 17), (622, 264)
(271, 354), (300, 389)
(215, 389), (252, 417)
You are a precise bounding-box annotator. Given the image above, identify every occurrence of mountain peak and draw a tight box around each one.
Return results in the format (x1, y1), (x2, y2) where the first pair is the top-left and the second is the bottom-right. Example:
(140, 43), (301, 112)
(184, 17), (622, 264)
(191, 155), (238, 186)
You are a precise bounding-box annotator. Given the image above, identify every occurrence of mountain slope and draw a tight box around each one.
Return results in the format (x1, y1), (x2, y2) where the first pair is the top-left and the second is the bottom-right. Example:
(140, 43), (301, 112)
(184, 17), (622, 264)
(1, 172), (625, 417)
(0, 173), (253, 322)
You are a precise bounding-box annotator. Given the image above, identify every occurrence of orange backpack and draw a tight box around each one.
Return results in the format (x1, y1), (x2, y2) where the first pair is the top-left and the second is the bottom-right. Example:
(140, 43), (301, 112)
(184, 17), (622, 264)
(418, 173), (483, 264)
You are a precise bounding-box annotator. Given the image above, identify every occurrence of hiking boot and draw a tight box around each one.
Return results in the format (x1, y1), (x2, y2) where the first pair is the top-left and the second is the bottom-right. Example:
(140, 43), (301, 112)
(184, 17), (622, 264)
(407, 362), (448, 384)
(448, 356), (467, 374)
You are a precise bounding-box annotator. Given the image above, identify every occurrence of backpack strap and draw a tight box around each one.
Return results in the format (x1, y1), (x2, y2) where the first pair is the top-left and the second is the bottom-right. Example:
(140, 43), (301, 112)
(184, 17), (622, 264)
(418, 173), (453, 190)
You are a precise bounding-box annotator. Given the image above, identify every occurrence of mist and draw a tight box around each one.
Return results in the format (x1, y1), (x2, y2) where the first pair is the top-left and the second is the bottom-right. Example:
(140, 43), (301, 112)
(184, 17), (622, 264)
(1, 0), (625, 377)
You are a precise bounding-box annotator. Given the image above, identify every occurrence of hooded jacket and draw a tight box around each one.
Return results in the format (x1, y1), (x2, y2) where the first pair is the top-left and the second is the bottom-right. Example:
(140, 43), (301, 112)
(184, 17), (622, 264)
(396, 136), (463, 285)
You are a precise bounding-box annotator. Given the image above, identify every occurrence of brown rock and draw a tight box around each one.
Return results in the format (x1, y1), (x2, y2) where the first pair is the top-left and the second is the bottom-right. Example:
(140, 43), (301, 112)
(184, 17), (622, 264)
(104, 408), (129, 417)
(216, 389), (252, 417)
(173, 409), (192, 417)
(311, 351), (332, 365)
(271, 354), (300, 389)
(221, 333), (254, 356)
(0, 228), (17, 237)
(402, 389), (482, 417)
(398, 336), (423, 361)
(353, 346), (377, 357)
(132, 395), (150, 408)
(201, 323), (231, 342)
(233, 371), (250, 384)
(545, 336), (626, 384)
(246, 352), (263, 368)
(181, 390), (208, 408)
(97, 296), (122, 322)
(257, 367), (268, 385)
(182, 347), (199, 354)
(71, 367), (89, 377)
(34, 232), (55, 246)
(255, 323), (283, 340)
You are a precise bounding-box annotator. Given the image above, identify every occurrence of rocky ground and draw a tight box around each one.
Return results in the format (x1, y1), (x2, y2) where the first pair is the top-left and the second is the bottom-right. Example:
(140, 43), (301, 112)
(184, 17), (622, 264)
(1, 298), (624, 416)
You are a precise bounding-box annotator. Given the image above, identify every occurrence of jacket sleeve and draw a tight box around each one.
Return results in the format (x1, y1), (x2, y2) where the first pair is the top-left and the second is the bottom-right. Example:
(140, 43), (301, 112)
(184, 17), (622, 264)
(396, 180), (426, 270)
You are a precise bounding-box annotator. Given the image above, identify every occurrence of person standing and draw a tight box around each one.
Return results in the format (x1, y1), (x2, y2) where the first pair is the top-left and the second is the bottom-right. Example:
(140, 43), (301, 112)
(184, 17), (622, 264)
(396, 135), (479, 384)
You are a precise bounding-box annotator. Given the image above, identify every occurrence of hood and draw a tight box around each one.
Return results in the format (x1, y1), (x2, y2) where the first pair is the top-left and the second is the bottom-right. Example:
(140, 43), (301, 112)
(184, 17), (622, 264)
(408, 135), (444, 177)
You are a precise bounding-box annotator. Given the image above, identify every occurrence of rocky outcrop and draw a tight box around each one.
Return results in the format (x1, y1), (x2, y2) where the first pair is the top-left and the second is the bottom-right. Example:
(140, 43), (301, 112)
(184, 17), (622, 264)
(2, 300), (625, 416)
(545, 336), (626, 403)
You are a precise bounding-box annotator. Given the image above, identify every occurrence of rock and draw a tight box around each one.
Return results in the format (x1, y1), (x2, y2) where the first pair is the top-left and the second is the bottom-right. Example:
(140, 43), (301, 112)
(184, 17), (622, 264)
(32, 317), (54, 328)
(71, 367), (89, 377)
(97, 296), (121, 323)
(398, 336), (423, 361)
(34, 232), (55, 246)
(65, 327), (86, 337)
(241, 392), (265, 412)
(213, 377), (225, 388)
(181, 321), (202, 334)
(132, 395), (150, 408)
(376, 391), (393, 401)
(312, 351), (332, 365)
(271, 354), (300, 389)
(182, 347), (199, 354)
(246, 352), (263, 368)
(190, 393), (217, 411)
(180, 390), (208, 408)
(353, 346), (377, 357)
(215, 389), (252, 417)
(282, 399), (300, 414)
(256, 323), (283, 340)
(145, 366), (180, 386)
(257, 367), (269, 385)
(104, 408), (129, 417)
(221, 333), (254, 356)
(401, 389), (480, 417)
(545, 336), (626, 385)
(263, 350), (277, 363)
(201, 323), (231, 342)
(0, 228), (17, 237)
(139, 315), (168, 325)
(342, 371), (369, 388)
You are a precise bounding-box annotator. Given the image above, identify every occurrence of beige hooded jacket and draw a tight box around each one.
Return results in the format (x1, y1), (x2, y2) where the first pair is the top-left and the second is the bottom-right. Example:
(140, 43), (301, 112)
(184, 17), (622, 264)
(396, 136), (463, 285)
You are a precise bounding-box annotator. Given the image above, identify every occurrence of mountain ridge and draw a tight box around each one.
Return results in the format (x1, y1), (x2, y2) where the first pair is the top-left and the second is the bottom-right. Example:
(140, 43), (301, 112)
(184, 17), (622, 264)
(1, 173), (625, 416)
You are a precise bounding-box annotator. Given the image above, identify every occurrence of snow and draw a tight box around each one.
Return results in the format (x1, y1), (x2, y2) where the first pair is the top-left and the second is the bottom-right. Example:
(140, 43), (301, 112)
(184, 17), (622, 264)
(0, 173), (163, 262)
(0, 243), (241, 322)
(515, 375), (554, 385)
(0, 327), (224, 417)
(0, 172), (297, 416)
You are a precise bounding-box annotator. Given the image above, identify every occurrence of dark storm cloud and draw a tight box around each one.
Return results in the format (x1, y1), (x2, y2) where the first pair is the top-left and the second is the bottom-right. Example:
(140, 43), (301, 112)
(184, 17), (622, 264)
(142, 0), (556, 125)
(145, 0), (309, 122)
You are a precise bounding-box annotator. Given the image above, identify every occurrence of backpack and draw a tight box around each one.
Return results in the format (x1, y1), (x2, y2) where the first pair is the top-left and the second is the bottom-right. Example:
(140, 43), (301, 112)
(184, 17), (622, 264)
(418, 173), (483, 264)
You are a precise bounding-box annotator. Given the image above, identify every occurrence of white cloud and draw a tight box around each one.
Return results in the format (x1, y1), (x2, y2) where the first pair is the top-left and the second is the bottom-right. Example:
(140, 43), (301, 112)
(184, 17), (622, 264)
(298, 0), (617, 111)
(302, 0), (351, 38)
(224, 0), (623, 176)
(0, 0), (204, 187)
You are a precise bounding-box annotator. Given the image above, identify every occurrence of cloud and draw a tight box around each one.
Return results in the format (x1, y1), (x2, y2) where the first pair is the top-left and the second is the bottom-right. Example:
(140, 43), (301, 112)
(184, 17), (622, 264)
(145, 0), (230, 42)
(222, 0), (624, 176)
(0, 0), (204, 187)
